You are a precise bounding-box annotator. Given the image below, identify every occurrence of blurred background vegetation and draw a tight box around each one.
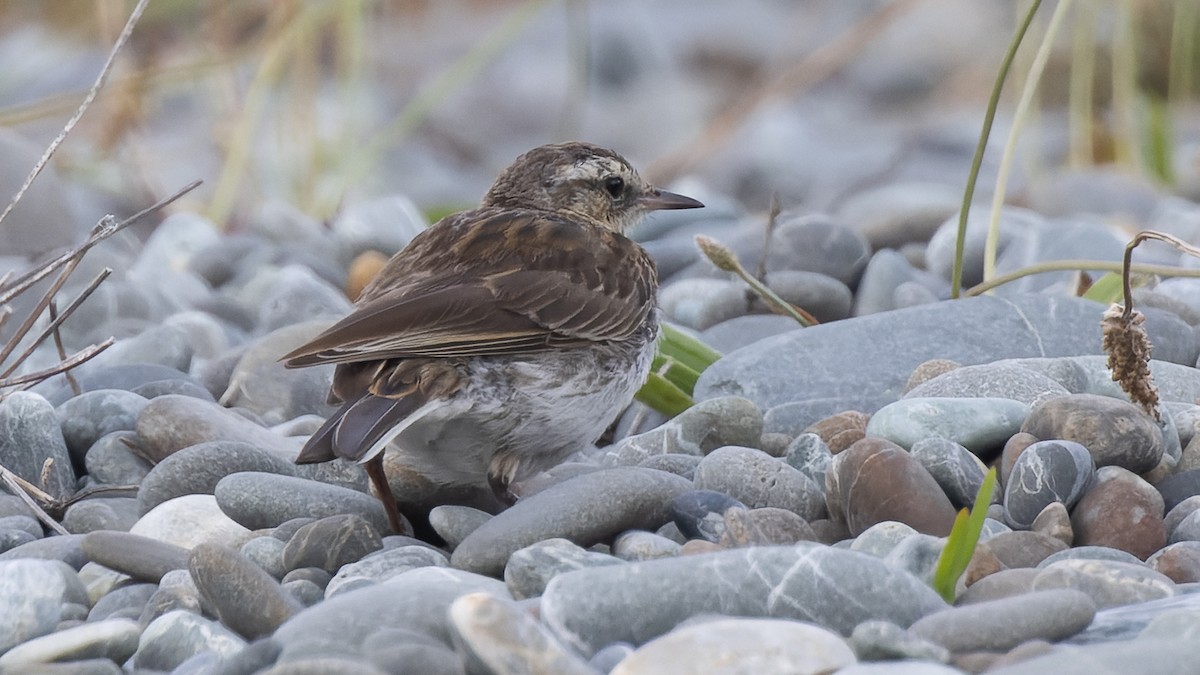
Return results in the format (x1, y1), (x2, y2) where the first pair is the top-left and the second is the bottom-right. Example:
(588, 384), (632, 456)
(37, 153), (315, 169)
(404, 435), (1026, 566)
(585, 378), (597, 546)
(0, 0), (1197, 231)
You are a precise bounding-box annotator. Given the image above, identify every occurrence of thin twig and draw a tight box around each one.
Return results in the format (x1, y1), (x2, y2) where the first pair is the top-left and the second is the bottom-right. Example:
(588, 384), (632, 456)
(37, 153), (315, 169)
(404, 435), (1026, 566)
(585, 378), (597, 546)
(755, 194), (782, 283)
(1119, 232), (1200, 320)
(0, 0), (151, 230)
(0, 179), (201, 308)
(1, 339), (113, 390)
(0, 464), (69, 535)
(0, 269), (112, 380)
(47, 300), (80, 397)
(963, 257), (1200, 297)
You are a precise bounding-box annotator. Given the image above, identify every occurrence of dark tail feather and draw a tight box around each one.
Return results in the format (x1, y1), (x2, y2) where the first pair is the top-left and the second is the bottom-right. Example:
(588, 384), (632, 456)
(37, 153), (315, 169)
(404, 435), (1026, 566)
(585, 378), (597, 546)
(332, 394), (427, 463)
(294, 400), (354, 464)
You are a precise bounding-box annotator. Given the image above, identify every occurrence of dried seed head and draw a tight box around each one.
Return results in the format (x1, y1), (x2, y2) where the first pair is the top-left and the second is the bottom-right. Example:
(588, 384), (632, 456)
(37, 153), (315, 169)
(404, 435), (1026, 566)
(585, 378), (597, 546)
(1101, 304), (1160, 420)
(694, 235), (742, 273)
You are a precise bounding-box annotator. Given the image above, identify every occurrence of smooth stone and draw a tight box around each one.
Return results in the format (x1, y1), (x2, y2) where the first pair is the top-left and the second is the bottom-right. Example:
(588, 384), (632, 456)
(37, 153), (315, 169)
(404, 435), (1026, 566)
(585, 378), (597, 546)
(660, 277), (755, 330)
(980, 531), (1070, 569)
(1021, 393), (1165, 473)
(0, 618), (140, 669)
(0, 559), (86, 652)
(504, 538), (624, 601)
(849, 619), (950, 663)
(724, 507), (816, 547)
(33, 364), (191, 406)
(331, 194), (427, 262)
(135, 395), (297, 462)
(611, 617), (856, 675)
(1003, 440), (1095, 529)
(908, 589), (1095, 652)
(131, 494), (252, 550)
(273, 567), (508, 662)
(139, 569), (204, 627)
(903, 360), (1071, 407)
(783, 433), (832, 488)
(541, 544), (946, 657)
(851, 522), (919, 559)
(763, 213), (871, 286)
(81, 531), (189, 583)
(55, 389), (148, 460)
(866, 397), (1029, 455)
(837, 180), (960, 250)
(0, 534), (88, 570)
(803, 411), (870, 453)
(957, 568), (1041, 605)
(829, 437), (957, 536)
(449, 592), (597, 675)
(326, 545), (449, 598)
(255, 265), (352, 334)
(611, 530), (681, 561)
(0, 391), (77, 500)
(1031, 501), (1074, 546)
(87, 583), (156, 621)
(1149, 542), (1200, 583)
(280, 514), (382, 574)
(695, 295), (1115, 413)
(762, 270), (854, 323)
(451, 468), (692, 577)
(134, 610), (246, 671)
(909, 437), (988, 509)
(1070, 466), (1165, 560)
(137, 441), (297, 515)
(219, 322), (338, 425)
(1156, 469), (1200, 514)
(986, 638), (1197, 675)
(852, 248), (946, 316)
(240, 536), (288, 579)
(1034, 559), (1176, 609)
(699, 314), (802, 353)
(604, 397), (763, 465)
(189, 542), (303, 639)
(1039, 546), (1145, 568)
(765, 405), (870, 443)
(214, 472), (392, 536)
(83, 431), (153, 486)
(359, 628), (466, 675)
(693, 446), (825, 520)
(635, 453), (701, 480)
(670, 490), (746, 543)
(62, 497), (140, 534)
(428, 505), (492, 550)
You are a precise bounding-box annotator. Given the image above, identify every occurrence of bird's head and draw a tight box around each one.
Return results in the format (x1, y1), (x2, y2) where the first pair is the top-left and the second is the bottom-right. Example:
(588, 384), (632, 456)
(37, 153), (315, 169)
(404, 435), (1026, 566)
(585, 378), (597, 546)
(482, 142), (703, 232)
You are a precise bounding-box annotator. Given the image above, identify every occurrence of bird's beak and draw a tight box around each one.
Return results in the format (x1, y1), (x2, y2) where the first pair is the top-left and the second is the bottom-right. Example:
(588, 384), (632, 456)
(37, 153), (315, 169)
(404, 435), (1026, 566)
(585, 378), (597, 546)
(639, 189), (704, 211)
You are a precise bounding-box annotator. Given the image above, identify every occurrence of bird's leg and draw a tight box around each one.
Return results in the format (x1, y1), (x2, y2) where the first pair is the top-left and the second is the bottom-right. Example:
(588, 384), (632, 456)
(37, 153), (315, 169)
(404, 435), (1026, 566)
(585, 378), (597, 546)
(365, 455), (409, 536)
(488, 471), (518, 507)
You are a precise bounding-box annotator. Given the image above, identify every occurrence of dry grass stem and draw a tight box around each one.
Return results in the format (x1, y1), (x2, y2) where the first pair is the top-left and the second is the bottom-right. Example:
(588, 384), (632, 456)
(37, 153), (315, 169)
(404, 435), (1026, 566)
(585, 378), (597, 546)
(694, 234), (816, 327)
(0, 0), (151, 230)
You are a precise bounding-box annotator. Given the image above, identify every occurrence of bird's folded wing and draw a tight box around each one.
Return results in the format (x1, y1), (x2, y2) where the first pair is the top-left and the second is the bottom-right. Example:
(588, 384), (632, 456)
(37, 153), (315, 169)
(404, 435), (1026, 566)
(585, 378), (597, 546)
(281, 214), (654, 367)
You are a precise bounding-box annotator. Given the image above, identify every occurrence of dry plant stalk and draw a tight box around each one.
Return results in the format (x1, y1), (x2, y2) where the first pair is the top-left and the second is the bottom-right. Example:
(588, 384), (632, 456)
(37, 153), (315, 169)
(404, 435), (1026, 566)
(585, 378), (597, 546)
(1100, 230), (1200, 420)
(694, 234), (816, 327)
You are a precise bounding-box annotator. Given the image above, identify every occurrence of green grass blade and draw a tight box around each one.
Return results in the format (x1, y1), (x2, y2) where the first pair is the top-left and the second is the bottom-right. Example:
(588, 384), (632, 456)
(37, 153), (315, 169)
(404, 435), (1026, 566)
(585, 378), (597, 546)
(659, 322), (722, 374)
(931, 467), (998, 603)
(635, 371), (694, 417)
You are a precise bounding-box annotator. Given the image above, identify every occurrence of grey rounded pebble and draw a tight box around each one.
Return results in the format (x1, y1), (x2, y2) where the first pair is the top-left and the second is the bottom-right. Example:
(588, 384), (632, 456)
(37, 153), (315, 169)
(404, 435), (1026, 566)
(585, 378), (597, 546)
(1021, 393), (1166, 474)
(452, 468), (692, 577)
(611, 617), (856, 675)
(62, 497), (140, 534)
(56, 389), (148, 460)
(866, 397), (1030, 455)
(0, 391), (77, 501)
(0, 534), (89, 569)
(136, 395), (297, 462)
(273, 567), (508, 662)
(909, 437), (988, 509)
(449, 592), (598, 675)
(428, 505), (492, 550)
(612, 530), (681, 561)
(81, 531), (189, 583)
(325, 545), (448, 597)
(240, 536), (288, 579)
(909, 589), (1095, 652)
(693, 446), (825, 520)
(138, 440), (296, 514)
(1004, 440), (1096, 529)
(87, 582), (156, 621)
(1033, 559), (1176, 609)
(986, 637), (1198, 675)
(849, 620), (950, 663)
(189, 542), (303, 639)
(215, 472), (392, 535)
(0, 559), (87, 652)
(0, 618), (141, 670)
(281, 514), (382, 573)
(504, 538), (624, 600)
(541, 544), (946, 656)
(134, 609), (246, 671)
(83, 430), (153, 486)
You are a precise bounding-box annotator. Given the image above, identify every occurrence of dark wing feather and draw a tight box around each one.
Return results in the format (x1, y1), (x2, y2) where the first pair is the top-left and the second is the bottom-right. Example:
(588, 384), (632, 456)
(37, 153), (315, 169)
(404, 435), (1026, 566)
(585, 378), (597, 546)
(281, 208), (655, 368)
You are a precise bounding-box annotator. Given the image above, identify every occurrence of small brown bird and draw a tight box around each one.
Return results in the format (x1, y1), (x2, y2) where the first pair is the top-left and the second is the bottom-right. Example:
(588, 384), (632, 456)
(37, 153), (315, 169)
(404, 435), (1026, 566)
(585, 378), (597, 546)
(282, 142), (703, 534)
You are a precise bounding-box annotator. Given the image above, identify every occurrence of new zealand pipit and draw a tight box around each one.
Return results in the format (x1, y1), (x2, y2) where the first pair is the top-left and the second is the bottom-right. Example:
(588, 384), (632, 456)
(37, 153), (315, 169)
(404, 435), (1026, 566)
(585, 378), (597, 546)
(282, 142), (703, 534)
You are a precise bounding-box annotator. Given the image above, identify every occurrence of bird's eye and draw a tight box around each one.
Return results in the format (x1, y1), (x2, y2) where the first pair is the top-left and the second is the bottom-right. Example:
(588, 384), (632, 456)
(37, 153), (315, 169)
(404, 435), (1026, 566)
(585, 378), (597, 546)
(603, 176), (625, 198)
